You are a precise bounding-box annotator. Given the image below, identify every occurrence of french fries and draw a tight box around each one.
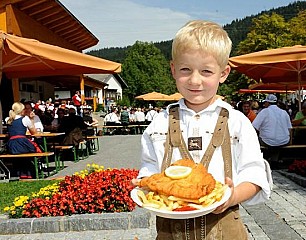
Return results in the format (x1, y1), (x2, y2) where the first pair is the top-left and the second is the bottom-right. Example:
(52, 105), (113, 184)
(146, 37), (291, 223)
(137, 181), (228, 212)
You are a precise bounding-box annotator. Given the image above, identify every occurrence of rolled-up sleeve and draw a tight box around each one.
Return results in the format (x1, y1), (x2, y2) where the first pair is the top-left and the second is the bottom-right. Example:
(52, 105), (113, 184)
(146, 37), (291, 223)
(233, 116), (271, 205)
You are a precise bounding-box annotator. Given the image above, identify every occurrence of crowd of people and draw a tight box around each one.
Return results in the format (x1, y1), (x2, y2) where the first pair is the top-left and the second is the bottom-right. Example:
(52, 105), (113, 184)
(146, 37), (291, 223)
(2, 94), (99, 179)
(103, 105), (163, 134)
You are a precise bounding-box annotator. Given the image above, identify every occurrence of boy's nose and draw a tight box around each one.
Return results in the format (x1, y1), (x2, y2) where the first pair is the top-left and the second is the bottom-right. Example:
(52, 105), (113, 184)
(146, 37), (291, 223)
(188, 71), (202, 85)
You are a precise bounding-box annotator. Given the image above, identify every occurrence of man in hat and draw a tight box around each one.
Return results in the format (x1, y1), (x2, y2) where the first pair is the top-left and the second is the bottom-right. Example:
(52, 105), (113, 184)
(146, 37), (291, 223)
(252, 94), (292, 166)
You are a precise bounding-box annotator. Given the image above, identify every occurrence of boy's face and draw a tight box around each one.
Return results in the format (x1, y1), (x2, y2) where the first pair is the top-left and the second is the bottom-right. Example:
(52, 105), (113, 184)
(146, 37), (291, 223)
(171, 50), (230, 112)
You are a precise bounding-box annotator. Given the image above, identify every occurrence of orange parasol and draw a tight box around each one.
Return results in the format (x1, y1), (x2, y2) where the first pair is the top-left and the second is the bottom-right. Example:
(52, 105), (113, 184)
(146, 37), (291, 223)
(229, 45), (306, 109)
(135, 92), (172, 101)
(0, 31), (121, 79)
(168, 92), (183, 101)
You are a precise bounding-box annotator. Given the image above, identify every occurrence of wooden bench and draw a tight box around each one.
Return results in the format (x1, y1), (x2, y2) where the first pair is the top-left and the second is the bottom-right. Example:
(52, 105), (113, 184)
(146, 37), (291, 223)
(260, 145), (306, 150)
(260, 144), (306, 162)
(53, 146), (77, 170)
(0, 152), (55, 179)
(85, 136), (100, 152)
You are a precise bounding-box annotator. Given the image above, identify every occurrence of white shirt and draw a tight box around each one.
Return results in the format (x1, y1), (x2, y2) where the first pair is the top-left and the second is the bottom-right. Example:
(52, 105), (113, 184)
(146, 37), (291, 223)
(252, 105), (292, 146)
(104, 112), (120, 123)
(5, 115), (33, 128)
(145, 109), (158, 122)
(138, 98), (271, 205)
(135, 110), (145, 122)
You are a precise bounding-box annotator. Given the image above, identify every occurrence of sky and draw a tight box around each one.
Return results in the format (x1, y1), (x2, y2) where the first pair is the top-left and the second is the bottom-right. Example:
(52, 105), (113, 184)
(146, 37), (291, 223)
(60, 0), (297, 51)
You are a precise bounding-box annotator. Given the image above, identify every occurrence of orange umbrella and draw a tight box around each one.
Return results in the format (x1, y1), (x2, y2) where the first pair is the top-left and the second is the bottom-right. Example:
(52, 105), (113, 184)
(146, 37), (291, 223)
(0, 31), (121, 79)
(229, 45), (306, 109)
(249, 82), (306, 91)
(168, 92), (183, 101)
(135, 92), (172, 101)
(238, 89), (294, 94)
(0, 31), (121, 134)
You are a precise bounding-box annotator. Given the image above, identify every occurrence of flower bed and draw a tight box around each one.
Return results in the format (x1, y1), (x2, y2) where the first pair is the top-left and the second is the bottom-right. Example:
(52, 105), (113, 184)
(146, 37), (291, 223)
(4, 164), (139, 218)
(288, 160), (306, 177)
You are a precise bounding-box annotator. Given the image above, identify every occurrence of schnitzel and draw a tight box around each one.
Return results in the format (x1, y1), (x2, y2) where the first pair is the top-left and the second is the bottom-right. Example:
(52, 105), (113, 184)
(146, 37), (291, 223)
(139, 159), (216, 200)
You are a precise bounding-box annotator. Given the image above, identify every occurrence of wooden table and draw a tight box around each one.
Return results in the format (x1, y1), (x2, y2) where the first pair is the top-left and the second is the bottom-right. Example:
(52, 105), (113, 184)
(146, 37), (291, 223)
(0, 134), (8, 139)
(290, 126), (306, 144)
(31, 132), (65, 175)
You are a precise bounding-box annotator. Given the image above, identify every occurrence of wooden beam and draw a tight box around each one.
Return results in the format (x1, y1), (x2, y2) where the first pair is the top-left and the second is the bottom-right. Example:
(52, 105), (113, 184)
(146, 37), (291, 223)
(12, 78), (20, 101)
(80, 75), (85, 104)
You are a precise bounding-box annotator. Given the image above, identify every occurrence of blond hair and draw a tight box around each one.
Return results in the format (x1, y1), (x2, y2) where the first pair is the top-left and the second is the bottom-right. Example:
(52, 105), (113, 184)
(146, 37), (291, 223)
(172, 20), (232, 69)
(7, 102), (25, 125)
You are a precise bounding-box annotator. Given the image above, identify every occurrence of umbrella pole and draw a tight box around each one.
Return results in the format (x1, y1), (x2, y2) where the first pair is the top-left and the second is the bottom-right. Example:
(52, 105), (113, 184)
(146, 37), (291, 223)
(0, 36), (3, 135)
(298, 61), (302, 112)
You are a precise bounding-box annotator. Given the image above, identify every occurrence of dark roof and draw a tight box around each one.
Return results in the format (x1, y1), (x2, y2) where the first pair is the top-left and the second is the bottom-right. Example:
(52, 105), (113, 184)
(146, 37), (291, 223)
(1, 0), (99, 50)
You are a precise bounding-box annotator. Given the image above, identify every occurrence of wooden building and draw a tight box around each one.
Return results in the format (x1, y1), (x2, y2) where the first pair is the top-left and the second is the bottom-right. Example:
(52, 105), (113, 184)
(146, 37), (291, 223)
(0, 0), (117, 113)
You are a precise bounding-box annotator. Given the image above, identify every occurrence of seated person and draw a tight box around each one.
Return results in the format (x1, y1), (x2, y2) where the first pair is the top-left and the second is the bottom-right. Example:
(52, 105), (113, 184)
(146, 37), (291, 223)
(50, 108), (66, 132)
(145, 106), (158, 124)
(5, 102), (41, 178)
(291, 101), (306, 144)
(104, 108), (120, 126)
(82, 108), (99, 136)
(252, 94), (292, 164)
(24, 101), (44, 132)
(120, 106), (130, 134)
(58, 107), (87, 147)
(242, 100), (257, 122)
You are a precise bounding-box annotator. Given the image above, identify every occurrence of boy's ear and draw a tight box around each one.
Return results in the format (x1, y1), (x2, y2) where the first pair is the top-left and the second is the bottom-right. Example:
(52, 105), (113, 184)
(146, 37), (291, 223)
(170, 61), (175, 76)
(219, 65), (231, 83)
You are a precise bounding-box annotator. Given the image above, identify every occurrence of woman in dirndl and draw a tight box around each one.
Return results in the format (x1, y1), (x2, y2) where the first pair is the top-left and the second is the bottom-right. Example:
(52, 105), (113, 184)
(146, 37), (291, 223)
(5, 102), (40, 178)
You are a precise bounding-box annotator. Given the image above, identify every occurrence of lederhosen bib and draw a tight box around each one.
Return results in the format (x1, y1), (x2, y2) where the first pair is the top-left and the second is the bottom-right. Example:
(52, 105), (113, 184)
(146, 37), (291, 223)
(156, 106), (248, 240)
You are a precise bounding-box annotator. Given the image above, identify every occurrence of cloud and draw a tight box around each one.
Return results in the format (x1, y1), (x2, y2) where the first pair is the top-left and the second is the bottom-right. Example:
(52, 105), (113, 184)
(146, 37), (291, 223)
(62, 0), (191, 49)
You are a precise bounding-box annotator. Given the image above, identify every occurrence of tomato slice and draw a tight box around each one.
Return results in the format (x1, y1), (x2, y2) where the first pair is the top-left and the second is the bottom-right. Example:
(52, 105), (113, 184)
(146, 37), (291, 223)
(173, 206), (198, 211)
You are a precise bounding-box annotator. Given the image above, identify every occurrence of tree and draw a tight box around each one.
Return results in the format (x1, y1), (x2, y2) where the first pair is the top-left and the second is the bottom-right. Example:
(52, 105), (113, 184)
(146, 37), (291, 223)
(121, 41), (176, 104)
(236, 13), (289, 55)
(224, 11), (306, 101)
(287, 10), (306, 45)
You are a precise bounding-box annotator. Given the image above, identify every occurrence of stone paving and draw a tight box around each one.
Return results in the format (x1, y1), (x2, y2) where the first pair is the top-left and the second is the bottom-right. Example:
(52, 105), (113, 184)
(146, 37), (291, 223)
(0, 134), (305, 240)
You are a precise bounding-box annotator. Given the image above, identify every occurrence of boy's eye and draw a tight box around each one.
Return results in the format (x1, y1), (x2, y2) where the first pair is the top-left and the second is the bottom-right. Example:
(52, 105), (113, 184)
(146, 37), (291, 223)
(180, 67), (190, 72)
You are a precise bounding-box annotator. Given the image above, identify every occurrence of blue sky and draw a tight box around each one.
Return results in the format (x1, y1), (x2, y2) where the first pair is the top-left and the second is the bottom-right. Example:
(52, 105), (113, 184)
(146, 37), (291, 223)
(60, 0), (297, 50)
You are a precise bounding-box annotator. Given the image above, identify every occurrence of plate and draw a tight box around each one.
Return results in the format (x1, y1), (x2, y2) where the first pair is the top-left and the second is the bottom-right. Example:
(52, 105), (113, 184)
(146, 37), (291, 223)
(130, 186), (231, 219)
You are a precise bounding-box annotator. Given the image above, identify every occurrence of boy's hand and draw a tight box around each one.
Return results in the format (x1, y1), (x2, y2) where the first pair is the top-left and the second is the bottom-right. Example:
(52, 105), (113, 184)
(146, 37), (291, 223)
(131, 178), (141, 187)
(212, 177), (235, 214)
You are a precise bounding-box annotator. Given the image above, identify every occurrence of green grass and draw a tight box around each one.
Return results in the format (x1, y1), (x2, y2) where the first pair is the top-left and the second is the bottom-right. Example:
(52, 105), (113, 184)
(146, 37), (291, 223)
(0, 180), (59, 213)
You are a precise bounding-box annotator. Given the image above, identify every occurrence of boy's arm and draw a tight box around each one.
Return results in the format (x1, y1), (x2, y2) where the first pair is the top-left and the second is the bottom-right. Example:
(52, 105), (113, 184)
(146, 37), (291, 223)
(213, 178), (260, 214)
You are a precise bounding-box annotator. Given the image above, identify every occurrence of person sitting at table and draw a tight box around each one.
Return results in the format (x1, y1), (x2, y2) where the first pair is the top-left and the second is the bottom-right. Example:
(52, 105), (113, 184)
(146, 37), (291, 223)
(49, 108), (66, 132)
(24, 101), (44, 132)
(145, 105), (158, 124)
(104, 108), (120, 126)
(291, 101), (306, 144)
(252, 94), (292, 166)
(104, 108), (121, 135)
(242, 100), (257, 122)
(5, 102), (41, 178)
(82, 108), (99, 136)
(135, 107), (146, 134)
(120, 106), (130, 134)
(58, 107), (87, 147)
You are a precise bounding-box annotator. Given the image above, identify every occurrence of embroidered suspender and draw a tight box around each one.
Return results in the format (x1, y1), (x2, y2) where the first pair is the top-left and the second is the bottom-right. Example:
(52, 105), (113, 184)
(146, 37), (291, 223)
(160, 105), (234, 239)
(162, 105), (232, 179)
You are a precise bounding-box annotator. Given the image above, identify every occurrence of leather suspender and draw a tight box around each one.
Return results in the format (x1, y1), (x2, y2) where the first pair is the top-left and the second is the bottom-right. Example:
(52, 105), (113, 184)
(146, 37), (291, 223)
(162, 106), (232, 179)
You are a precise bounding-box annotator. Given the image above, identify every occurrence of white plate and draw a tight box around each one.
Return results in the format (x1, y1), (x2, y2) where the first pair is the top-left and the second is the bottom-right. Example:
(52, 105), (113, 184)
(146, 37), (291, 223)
(131, 186), (231, 219)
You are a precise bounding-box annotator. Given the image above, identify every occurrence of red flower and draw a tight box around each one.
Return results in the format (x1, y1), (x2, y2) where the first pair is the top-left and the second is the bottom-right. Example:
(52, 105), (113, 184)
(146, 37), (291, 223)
(22, 168), (139, 218)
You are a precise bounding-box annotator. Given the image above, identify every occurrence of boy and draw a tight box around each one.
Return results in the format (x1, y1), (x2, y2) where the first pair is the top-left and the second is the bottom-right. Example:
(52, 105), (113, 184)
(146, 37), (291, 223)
(132, 20), (271, 239)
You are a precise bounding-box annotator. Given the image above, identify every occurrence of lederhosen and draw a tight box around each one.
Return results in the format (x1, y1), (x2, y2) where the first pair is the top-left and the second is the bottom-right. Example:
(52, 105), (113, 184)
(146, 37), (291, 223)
(156, 106), (248, 240)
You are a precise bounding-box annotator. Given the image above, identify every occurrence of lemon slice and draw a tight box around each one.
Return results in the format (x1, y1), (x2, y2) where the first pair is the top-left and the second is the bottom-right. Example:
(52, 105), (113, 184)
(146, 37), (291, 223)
(165, 166), (192, 179)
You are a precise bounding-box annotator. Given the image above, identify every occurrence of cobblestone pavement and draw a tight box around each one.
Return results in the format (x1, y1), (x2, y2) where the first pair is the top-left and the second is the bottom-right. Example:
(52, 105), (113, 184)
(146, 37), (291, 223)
(1, 134), (305, 240)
